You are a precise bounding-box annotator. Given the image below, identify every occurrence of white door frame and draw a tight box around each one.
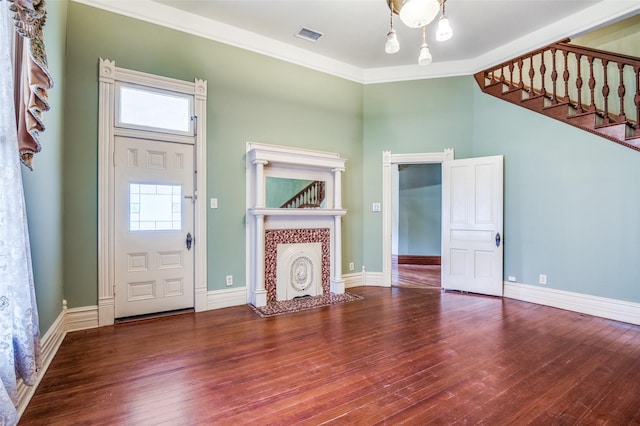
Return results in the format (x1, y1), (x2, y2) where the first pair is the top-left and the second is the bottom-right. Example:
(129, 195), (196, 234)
(98, 59), (208, 326)
(382, 149), (454, 287)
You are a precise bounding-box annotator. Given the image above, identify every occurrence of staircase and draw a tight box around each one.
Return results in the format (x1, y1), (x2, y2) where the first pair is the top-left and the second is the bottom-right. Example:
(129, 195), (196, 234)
(475, 40), (640, 151)
(280, 180), (325, 208)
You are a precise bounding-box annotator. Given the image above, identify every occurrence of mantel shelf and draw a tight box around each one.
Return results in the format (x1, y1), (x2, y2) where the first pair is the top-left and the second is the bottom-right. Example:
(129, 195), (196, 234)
(249, 208), (347, 217)
(247, 142), (347, 171)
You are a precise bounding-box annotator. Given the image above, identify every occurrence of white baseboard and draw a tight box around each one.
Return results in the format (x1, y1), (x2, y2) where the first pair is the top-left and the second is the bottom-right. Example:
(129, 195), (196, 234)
(344, 271), (387, 288)
(16, 308), (66, 418)
(66, 305), (99, 332)
(504, 282), (640, 326)
(207, 287), (248, 310)
(363, 271), (385, 287)
(70, 290), (250, 329)
(343, 272), (363, 288)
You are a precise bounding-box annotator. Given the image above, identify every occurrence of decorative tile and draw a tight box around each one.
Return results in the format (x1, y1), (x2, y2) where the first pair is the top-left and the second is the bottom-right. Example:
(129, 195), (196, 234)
(265, 228), (330, 303)
(251, 292), (363, 317)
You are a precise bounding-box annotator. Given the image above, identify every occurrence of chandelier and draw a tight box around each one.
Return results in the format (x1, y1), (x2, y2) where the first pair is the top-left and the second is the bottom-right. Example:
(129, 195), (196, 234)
(385, 0), (453, 65)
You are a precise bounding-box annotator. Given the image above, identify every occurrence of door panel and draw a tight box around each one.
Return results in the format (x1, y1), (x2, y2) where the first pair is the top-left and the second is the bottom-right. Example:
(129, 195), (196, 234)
(442, 156), (503, 296)
(114, 136), (194, 318)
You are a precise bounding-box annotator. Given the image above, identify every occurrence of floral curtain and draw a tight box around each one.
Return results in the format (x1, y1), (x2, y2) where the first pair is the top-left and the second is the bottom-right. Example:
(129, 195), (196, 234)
(0, 0), (47, 424)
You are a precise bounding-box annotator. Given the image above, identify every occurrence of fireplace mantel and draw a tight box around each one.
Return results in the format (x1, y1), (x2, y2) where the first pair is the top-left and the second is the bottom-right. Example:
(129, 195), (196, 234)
(246, 142), (347, 307)
(249, 208), (346, 217)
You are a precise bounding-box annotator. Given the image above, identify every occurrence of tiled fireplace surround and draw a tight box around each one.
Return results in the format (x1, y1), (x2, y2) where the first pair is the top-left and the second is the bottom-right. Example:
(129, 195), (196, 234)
(246, 143), (347, 307)
(265, 228), (330, 302)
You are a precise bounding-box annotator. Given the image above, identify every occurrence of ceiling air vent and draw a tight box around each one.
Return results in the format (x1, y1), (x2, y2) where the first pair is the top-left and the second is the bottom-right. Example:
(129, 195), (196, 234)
(294, 27), (323, 43)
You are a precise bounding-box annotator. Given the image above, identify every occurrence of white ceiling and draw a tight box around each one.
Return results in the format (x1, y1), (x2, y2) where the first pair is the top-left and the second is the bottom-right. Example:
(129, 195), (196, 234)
(74, 0), (640, 83)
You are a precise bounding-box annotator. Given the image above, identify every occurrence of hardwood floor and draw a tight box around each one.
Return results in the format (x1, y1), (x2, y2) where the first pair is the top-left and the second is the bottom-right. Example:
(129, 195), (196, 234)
(393, 263), (441, 289)
(21, 286), (640, 425)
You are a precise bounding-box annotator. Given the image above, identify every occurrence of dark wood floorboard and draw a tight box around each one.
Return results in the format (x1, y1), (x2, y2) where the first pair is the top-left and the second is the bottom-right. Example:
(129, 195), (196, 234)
(392, 263), (441, 289)
(20, 286), (640, 425)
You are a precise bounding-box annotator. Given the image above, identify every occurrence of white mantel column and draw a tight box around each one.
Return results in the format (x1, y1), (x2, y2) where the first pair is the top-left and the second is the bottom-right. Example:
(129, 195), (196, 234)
(331, 167), (345, 294)
(254, 160), (268, 208)
(251, 159), (269, 307)
(332, 167), (344, 209)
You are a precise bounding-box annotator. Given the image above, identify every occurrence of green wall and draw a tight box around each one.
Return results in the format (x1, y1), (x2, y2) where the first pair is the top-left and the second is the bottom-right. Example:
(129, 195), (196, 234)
(21, 0), (67, 333)
(63, 3), (363, 307)
(362, 74), (640, 304)
(472, 84), (640, 303)
(28, 2), (640, 335)
(573, 14), (640, 57)
(362, 76), (474, 271)
(398, 164), (441, 255)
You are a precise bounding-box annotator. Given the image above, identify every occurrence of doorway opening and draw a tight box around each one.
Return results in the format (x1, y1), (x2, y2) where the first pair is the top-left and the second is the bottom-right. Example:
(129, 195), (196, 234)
(382, 149), (453, 288)
(97, 59), (208, 326)
(382, 150), (505, 297)
(392, 163), (442, 289)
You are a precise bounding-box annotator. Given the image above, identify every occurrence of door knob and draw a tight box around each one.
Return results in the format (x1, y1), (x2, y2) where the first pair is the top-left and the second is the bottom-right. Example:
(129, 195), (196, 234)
(186, 232), (192, 250)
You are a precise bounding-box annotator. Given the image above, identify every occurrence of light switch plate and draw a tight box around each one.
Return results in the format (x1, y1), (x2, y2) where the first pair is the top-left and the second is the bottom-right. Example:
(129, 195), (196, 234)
(210, 198), (218, 209)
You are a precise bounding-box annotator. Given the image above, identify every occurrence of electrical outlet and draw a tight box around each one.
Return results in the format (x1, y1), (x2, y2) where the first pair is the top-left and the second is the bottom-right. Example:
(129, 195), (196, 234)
(507, 276), (516, 282)
(349, 262), (355, 271)
(225, 275), (233, 286)
(539, 274), (547, 285)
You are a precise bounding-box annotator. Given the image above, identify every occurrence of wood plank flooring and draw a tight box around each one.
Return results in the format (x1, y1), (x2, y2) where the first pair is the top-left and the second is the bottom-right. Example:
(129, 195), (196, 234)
(20, 285), (640, 425)
(393, 264), (441, 289)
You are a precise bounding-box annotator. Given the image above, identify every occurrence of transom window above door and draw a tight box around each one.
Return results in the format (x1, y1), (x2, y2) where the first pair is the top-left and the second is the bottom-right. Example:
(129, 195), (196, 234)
(116, 83), (194, 136)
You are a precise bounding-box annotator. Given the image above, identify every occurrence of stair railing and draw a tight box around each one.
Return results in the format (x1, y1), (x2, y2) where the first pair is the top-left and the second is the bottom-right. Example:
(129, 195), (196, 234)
(475, 40), (640, 140)
(280, 180), (325, 209)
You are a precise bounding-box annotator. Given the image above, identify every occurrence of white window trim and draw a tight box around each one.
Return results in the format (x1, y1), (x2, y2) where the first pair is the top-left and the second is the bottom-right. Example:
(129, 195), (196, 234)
(97, 58), (208, 326)
(115, 81), (195, 136)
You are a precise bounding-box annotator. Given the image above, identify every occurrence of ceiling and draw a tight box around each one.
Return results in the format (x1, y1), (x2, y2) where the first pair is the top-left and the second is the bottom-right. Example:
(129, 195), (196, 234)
(76, 0), (640, 83)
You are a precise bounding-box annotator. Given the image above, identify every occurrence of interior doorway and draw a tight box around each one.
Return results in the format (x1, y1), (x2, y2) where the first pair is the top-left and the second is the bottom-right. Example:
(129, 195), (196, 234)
(382, 150), (504, 297)
(381, 149), (454, 288)
(392, 163), (442, 289)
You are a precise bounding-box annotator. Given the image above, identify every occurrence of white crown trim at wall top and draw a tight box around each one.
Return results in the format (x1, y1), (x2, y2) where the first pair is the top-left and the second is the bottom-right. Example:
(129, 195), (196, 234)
(69, 0), (640, 84)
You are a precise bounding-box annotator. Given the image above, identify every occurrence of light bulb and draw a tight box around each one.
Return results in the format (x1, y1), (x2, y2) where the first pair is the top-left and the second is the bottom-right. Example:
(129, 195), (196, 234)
(418, 44), (432, 66)
(398, 0), (440, 29)
(436, 15), (452, 41)
(385, 29), (400, 54)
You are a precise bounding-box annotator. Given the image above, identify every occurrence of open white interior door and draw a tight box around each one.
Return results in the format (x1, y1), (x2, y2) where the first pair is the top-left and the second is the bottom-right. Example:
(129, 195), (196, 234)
(442, 156), (504, 296)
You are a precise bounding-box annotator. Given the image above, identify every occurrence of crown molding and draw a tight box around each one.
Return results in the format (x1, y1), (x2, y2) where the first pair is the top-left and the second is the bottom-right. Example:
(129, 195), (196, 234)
(71, 0), (640, 85)
(362, 59), (476, 84)
(71, 0), (365, 83)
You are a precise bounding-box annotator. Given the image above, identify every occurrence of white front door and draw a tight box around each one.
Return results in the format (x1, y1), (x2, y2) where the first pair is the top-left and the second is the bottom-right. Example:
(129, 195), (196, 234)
(442, 155), (504, 296)
(114, 136), (195, 318)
